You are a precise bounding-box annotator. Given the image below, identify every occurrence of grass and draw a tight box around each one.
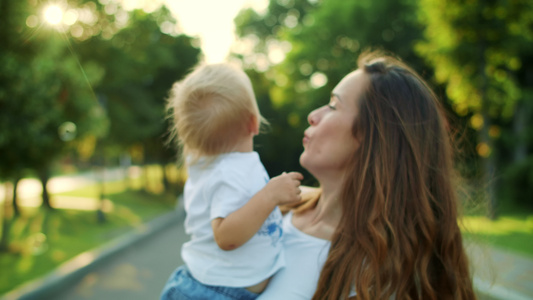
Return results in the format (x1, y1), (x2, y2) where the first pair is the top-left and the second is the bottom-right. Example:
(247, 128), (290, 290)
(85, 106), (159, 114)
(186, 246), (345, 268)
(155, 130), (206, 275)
(0, 169), (183, 296)
(460, 195), (533, 259)
(461, 214), (533, 258)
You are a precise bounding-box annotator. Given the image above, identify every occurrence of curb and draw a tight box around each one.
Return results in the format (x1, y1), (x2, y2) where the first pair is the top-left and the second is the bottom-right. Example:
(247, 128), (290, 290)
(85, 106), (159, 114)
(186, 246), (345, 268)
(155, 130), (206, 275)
(1, 210), (182, 300)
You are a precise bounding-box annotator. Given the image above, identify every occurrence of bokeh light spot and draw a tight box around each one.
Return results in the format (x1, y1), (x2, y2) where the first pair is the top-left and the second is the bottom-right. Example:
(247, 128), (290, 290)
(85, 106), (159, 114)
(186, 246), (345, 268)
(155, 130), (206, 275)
(58, 122), (77, 141)
(63, 9), (79, 26)
(26, 15), (39, 28)
(44, 5), (63, 25)
(310, 72), (327, 89)
(476, 142), (491, 158)
(470, 113), (484, 130)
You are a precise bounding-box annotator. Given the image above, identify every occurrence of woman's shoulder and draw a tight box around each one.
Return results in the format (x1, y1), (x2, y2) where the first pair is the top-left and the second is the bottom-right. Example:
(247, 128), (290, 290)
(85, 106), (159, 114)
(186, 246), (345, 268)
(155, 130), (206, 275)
(291, 210), (335, 242)
(280, 186), (321, 214)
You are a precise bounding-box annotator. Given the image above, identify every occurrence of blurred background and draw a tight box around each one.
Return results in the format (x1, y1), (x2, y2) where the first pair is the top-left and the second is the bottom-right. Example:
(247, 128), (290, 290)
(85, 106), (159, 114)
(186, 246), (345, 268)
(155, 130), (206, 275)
(1, 0), (532, 298)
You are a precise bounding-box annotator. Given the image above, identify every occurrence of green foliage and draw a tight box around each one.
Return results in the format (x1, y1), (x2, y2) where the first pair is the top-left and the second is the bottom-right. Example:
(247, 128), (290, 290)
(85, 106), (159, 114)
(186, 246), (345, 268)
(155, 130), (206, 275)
(416, 0), (532, 118)
(0, 1), (201, 180)
(500, 157), (533, 208)
(417, 0), (533, 212)
(0, 0), (199, 256)
(0, 1), (108, 181)
(73, 6), (201, 164)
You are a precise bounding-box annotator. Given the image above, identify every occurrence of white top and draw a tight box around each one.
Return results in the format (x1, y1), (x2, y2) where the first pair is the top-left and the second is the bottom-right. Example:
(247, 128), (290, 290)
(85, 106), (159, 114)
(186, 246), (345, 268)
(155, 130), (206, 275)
(258, 211), (331, 299)
(181, 152), (285, 287)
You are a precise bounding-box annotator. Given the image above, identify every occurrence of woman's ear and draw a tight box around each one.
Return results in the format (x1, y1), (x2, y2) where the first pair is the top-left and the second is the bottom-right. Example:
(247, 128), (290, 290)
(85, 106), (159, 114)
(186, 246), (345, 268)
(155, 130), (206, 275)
(248, 115), (259, 135)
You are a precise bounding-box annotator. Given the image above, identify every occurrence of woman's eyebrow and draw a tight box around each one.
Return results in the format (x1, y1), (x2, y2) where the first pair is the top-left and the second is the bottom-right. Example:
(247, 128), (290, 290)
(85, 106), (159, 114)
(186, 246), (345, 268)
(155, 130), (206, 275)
(331, 92), (343, 102)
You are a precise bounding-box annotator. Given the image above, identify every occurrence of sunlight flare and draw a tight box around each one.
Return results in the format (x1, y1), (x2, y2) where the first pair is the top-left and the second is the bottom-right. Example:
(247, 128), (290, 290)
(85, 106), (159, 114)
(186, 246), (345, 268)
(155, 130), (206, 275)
(44, 5), (63, 25)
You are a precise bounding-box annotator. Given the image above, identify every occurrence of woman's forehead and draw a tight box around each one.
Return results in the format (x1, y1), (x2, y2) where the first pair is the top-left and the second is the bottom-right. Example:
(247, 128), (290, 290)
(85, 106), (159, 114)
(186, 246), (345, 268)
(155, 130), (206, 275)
(332, 69), (368, 101)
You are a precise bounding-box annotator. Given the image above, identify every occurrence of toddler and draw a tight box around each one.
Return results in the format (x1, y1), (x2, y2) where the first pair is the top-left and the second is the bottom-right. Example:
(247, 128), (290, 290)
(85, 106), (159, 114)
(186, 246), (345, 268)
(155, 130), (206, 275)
(160, 63), (303, 300)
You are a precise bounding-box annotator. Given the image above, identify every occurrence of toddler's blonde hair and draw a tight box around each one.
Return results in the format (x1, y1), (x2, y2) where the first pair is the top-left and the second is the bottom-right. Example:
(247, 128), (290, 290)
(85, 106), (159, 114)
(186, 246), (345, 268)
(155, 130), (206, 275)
(167, 63), (267, 162)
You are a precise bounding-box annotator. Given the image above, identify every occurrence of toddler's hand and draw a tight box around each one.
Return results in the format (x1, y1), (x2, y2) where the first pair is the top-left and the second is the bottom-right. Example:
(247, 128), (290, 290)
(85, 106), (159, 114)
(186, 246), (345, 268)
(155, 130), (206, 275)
(265, 172), (303, 206)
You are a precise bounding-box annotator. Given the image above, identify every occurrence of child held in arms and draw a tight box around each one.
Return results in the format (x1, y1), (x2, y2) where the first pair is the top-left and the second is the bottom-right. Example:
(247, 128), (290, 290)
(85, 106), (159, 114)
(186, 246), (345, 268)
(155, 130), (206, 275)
(160, 63), (303, 300)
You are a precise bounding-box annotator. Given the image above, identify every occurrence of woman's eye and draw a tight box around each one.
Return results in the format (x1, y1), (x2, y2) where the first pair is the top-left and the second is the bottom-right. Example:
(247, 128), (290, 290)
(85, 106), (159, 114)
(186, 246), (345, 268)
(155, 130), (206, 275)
(327, 103), (336, 110)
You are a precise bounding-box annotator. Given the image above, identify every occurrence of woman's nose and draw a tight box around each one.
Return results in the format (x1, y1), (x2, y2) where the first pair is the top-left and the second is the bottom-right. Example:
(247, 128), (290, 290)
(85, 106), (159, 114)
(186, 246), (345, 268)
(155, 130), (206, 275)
(308, 107), (323, 125)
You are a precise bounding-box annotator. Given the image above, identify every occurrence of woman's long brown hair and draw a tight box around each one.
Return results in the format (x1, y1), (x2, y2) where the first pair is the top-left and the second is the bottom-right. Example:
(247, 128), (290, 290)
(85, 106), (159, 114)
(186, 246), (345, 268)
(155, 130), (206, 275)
(312, 51), (476, 299)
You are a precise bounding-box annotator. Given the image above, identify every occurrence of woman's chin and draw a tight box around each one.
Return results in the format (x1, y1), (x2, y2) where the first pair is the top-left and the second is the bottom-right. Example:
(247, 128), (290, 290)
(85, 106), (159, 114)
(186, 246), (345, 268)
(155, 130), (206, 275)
(299, 152), (308, 169)
(299, 153), (314, 175)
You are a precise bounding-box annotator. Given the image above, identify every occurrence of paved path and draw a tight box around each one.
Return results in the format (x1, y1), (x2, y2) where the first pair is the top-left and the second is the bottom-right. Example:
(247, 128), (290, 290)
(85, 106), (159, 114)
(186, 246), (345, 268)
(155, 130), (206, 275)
(52, 212), (187, 300)
(467, 242), (533, 300)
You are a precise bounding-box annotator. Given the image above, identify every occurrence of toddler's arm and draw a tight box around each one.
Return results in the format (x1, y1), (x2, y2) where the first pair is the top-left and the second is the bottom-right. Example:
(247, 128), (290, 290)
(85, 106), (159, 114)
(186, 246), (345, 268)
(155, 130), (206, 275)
(211, 172), (303, 251)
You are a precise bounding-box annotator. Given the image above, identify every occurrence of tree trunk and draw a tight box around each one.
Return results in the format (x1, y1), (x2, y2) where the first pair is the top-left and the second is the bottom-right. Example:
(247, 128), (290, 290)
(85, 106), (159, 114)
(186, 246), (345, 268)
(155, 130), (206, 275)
(0, 0), (11, 49)
(142, 163), (149, 193)
(0, 182), (13, 252)
(162, 163), (170, 192)
(0, 211), (11, 252)
(512, 66), (531, 165)
(12, 178), (20, 216)
(480, 128), (497, 219)
(97, 166), (106, 223)
(120, 153), (132, 190)
(513, 100), (528, 163)
(38, 168), (53, 210)
(94, 140), (107, 223)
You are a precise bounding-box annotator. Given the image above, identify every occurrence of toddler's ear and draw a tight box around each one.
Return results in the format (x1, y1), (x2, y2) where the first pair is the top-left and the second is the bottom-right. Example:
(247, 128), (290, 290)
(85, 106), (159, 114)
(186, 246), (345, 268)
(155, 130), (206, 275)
(248, 115), (259, 135)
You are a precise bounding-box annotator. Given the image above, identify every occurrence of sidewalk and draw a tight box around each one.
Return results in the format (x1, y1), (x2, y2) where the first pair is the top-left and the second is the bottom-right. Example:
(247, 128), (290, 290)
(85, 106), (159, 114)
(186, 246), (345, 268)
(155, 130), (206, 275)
(467, 242), (533, 300)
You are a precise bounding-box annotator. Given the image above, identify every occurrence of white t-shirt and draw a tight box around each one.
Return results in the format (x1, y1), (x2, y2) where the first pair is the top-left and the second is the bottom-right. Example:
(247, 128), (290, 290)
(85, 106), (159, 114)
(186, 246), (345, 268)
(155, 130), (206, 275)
(258, 211), (331, 299)
(181, 152), (285, 288)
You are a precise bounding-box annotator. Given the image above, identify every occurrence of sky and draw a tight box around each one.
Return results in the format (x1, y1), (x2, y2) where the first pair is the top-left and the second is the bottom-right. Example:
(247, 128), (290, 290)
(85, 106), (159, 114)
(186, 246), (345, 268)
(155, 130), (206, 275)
(43, 0), (268, 63)
(163, 0), (268, 63)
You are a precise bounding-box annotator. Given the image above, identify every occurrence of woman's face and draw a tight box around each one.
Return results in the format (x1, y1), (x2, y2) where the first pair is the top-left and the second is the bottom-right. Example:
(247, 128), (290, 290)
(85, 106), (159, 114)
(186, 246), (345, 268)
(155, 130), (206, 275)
(300, 69), (368, 179)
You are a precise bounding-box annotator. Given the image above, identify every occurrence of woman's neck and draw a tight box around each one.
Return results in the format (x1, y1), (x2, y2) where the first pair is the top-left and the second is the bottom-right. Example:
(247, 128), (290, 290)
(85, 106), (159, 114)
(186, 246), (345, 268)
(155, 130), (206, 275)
(310, 179), (343, 228)
(292, 182), (342, 241)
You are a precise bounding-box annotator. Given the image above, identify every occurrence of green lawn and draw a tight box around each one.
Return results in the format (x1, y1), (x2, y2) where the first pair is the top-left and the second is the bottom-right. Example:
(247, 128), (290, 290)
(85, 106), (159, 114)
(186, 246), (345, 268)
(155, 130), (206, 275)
(462, 215), (533, 258)
(0, 179), (180, 295)
(461, 198), (533, 259)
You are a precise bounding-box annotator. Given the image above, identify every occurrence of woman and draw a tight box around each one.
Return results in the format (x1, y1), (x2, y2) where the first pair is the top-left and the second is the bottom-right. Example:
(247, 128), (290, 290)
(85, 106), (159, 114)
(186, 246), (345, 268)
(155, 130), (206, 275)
(258, 51), (476, 300)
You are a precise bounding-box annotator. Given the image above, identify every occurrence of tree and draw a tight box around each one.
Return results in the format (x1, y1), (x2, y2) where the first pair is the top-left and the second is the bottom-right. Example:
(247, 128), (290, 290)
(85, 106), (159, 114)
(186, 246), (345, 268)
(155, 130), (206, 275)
(73, 5), (201, 191)
(0, 0), (108, 213)
(0, 0), (109, 251)
(416, 0), (533, 217)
